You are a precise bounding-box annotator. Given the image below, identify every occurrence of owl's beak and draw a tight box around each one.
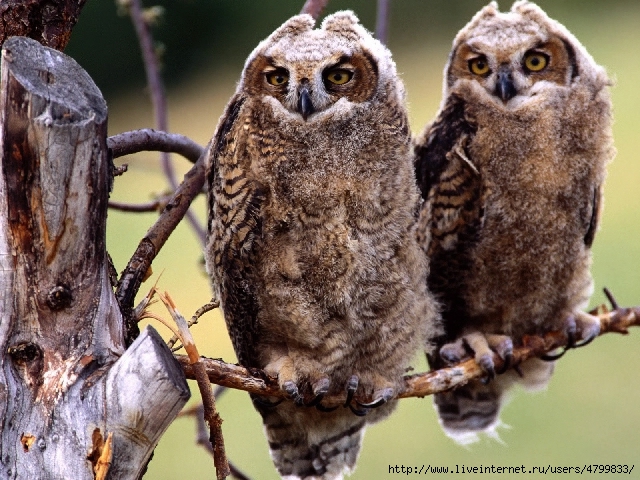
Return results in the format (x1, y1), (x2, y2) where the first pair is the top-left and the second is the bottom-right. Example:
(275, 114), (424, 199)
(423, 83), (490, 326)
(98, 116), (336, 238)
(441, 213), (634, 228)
(297, 84), (315, 120)
(495, 67), (517, 102)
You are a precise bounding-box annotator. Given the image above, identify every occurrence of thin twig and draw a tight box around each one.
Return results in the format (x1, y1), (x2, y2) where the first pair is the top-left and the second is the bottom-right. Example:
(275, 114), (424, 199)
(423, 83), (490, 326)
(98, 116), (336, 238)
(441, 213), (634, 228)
(107, 129), (204, 215)
(115, 144), (209, 345)
(375, 0), (391, 45)
(157, 291), (230, 480)
(108, 129), (204, 163)
(177, 305), (640, 405)
(125, 0), (206, 245)
(168, 299), (220, 350)
(126, 0), (173, 183)
(300, 0), (329, 19)
(108, 196), (170, 213)
(181, 404), (252, 480)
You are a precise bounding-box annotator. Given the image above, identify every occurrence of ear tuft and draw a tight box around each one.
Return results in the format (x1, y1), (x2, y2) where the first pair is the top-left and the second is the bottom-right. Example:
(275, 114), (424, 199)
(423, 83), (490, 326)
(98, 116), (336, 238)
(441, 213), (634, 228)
(321, 10), (361, 36)
(268, 14), (316, 44)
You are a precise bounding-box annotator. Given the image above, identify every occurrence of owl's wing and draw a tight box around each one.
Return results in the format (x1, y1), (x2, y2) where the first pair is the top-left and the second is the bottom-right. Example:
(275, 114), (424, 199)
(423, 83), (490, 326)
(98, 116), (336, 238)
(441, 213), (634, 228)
(415, 95), (484, 255)
(414, 94), (484, 293)
(583, 184), (602, 248)
(208, 94), (266, 368)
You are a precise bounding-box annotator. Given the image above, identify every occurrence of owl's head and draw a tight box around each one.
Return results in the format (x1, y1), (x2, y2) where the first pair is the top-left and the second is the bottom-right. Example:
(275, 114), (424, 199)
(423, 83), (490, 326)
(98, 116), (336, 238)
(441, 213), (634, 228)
(238, 11), (400, 121)
(445, 1), (606, 107)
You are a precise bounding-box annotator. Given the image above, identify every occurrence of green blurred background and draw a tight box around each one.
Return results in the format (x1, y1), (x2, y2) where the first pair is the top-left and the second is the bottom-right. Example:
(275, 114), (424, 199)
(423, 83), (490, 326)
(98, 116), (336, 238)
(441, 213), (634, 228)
(65, 1), (640, 478)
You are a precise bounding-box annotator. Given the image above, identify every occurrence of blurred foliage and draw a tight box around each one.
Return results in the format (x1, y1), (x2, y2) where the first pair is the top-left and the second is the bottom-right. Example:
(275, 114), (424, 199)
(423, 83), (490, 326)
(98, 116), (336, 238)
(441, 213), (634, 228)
(66, 0), (636, 99)
(75, 1), (640, 479)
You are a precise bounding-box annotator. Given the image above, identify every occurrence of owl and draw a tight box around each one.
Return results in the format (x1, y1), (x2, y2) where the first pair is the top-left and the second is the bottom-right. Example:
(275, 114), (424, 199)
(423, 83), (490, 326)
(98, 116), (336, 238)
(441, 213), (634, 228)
(205, 11), (440, 479)
(413, 1), (613, 444)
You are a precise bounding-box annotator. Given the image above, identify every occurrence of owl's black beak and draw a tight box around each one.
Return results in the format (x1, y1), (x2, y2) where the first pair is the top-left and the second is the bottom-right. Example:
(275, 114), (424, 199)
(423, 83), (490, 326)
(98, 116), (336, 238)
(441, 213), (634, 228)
(297, 84), (314, 120)
(495, 67), (517, 102)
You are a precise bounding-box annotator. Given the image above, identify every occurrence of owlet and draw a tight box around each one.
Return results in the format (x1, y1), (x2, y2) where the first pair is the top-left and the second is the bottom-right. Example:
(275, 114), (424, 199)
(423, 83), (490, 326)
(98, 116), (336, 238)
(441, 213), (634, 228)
(414, 1), (614, 444)
(206, 11), (440, 478)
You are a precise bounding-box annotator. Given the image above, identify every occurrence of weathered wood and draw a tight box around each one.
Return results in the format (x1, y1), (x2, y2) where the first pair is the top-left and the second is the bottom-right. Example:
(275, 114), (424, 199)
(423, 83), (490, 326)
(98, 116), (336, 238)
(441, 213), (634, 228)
(0, 0), (87, 50)
(0, 36), (190, 479)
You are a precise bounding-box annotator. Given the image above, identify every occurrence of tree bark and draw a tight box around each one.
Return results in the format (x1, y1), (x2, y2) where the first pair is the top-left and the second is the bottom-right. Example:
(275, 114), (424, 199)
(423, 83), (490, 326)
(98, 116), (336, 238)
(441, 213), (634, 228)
(0, 36), (189, 479)
(0, 0), (87, 50)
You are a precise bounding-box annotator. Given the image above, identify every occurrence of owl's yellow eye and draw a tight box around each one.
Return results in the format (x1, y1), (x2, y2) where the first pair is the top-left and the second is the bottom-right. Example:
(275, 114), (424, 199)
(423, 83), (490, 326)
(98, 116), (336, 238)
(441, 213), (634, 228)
(266, 69), (289, 86)
(324, 68), (353, 85)
(524, 52), (548, 72)
(469, 57), (490, 76)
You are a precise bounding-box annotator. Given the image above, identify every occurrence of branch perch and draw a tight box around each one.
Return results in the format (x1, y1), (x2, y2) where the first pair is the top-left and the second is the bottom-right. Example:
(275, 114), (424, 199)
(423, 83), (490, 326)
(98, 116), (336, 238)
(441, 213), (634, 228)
(178, 305), (639, 405)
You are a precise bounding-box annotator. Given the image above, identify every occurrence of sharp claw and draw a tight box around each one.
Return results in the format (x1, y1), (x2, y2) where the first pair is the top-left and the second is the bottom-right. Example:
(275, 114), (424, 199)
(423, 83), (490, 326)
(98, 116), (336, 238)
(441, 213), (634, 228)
(565, 316), (577, 349)
(495, 351), (513, 375)
(493, 336), (514, 374)
(315, 402), (339, 413)
(477, 355), (495, 381)
(573, 329), (598, 349)
(252, 396), (283, 408)
(305, 377), (330, 407)
(344, 375), (358, 407)
(540, 348), (567, 361)
(439, 341), (466, 365)
(356, 387), (394, 409)
(283, 381), (303, 405)
(348, 404), (370, 417)
(574, 314), (600, 349)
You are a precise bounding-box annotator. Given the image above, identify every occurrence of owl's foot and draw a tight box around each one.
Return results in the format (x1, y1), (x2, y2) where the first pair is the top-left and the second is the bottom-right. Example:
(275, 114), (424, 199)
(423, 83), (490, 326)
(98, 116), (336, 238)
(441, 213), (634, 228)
(283, 380), (304, 405)
(341, 374), (396, 416)
(312, 375), (363, 412)
(541, 311), (600, 361)
(356, 387), (395, 408)
(344, 375), (358, 407)
(347, 387), (394, 416)
(306, 377), (330, 407)
(439, 331), (513, 379)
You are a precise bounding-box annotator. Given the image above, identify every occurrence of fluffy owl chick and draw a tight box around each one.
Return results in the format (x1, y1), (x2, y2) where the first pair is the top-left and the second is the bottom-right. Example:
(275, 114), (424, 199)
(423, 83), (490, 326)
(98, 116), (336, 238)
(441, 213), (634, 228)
(413, 1), (613, 444)
(206, 11), (439, 478)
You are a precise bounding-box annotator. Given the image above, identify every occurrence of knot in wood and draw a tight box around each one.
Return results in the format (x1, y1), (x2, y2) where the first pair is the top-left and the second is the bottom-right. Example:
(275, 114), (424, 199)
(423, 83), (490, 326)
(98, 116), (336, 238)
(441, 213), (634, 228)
(7, 342), (43, 365)
(46, 284), (73, 310)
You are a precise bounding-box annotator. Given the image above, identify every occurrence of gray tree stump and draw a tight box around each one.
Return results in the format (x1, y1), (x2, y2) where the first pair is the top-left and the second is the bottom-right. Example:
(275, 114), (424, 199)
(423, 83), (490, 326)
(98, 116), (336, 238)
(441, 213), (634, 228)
(0, 36), (190, 479)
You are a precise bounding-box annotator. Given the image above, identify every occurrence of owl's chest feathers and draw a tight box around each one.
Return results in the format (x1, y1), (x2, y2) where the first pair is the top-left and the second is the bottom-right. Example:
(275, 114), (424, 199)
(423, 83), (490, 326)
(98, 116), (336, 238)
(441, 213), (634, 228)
(454, 102), (598, 331)
(470, 103), (590, 224)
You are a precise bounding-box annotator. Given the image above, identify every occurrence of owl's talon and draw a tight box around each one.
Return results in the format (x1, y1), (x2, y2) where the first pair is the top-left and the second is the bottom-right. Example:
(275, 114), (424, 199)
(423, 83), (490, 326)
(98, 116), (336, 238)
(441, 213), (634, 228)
(356, 387), (394, 409)
(573, 330), (597, 348)
(495, 350), (513, 374)
(344, 375), (359, 407)
(252, 396), (284, 408)
(491, 336), (514, 374)
(283, 381), (304, 405)
(572, 312), (600, 349)
(348, 404), (370, 417)
(540, 348), (567, 361)
(477, 354), (495, 380)
(439, 339), (467, 365)
(306, 377), (330, 407)
(564, 315), (578, 349)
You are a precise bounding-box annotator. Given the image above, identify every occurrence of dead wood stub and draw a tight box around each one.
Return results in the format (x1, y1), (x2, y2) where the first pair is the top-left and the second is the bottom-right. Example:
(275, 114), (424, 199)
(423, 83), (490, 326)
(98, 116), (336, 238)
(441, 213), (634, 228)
(0, 36), (189, 479)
